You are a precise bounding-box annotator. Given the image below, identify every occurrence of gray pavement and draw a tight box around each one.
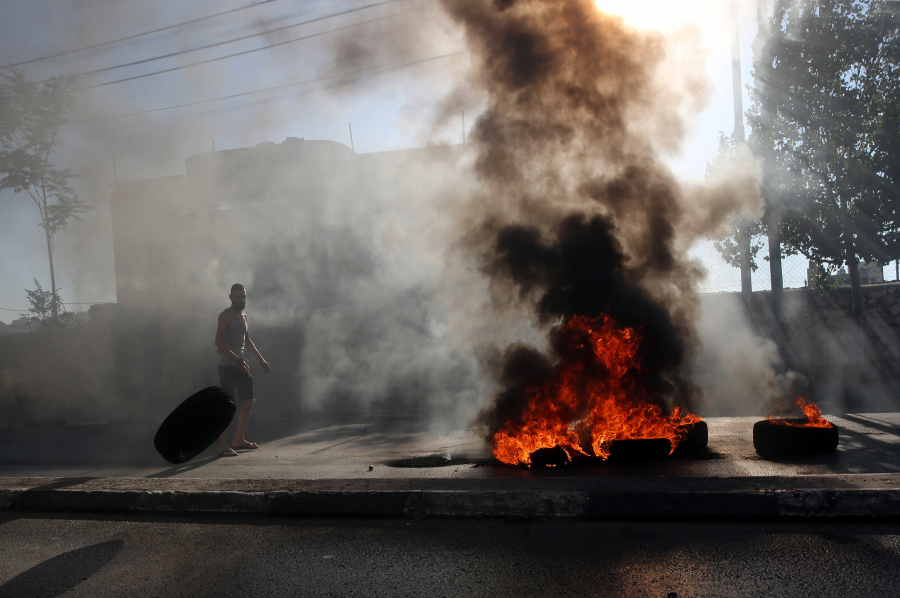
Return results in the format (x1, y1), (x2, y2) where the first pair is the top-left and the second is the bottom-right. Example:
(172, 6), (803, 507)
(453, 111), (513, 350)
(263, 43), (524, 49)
(5, 515), (900, 597)
(1, 413), (900, 518)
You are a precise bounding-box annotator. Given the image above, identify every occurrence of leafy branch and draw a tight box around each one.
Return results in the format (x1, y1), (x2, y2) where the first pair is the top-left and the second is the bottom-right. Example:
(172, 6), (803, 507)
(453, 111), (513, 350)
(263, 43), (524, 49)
(25, 279), (74, 330)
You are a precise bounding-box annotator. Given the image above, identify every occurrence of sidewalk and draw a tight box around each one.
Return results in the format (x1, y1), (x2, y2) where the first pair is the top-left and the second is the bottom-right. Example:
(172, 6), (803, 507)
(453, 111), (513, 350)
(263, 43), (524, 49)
(1, 414), (899, 519)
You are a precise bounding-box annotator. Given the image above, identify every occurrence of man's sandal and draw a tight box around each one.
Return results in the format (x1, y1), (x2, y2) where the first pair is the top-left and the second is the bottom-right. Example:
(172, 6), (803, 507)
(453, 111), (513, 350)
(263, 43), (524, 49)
(218, 448), (239, 457)
(232, 441), (258, 450)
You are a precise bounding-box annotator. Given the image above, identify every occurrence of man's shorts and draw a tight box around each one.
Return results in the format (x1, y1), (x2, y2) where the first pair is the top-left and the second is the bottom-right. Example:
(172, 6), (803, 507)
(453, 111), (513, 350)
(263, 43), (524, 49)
(218, 365), (255, 403)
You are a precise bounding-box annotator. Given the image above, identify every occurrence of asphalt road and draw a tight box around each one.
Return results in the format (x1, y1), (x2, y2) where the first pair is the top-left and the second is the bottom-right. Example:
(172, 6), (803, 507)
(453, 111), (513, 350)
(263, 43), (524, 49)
(2, 413), (900, 480)
(1, 513), (899, 597)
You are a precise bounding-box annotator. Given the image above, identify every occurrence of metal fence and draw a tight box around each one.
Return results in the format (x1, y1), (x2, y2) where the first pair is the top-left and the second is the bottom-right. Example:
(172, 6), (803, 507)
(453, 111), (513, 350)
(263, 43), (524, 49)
(689, 239), (806, 294)
(690, 238), (900, 294)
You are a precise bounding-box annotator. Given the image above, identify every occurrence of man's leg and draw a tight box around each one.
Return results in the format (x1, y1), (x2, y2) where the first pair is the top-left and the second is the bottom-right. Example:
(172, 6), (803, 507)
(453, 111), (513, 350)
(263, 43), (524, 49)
(231, 370), (257, 449)
(233, 399), (255, 448)
(218, 367), (239, 455)
(218, 431), (237, 455)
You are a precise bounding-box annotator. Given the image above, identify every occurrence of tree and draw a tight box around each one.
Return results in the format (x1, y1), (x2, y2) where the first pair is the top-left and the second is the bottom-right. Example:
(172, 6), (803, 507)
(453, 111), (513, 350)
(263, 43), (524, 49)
(25, 278), (74, 330)
(747, 0), (900, 322)
(0, 66), (89, 325)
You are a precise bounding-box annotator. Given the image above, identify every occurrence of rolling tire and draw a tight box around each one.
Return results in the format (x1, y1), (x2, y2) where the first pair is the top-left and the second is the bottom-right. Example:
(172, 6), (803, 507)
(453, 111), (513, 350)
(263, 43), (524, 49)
(753, 419), (839, 457)
(154, 386), (236, 464)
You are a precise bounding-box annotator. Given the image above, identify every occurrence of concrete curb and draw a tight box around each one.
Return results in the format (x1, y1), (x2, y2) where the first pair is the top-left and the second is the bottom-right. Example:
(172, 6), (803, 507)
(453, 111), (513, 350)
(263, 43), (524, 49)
(2, 477), (900, 519)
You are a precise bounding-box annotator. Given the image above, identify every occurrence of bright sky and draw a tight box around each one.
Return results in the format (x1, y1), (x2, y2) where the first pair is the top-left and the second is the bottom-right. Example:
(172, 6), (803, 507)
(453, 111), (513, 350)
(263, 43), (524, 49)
(0, 0), (767, 320)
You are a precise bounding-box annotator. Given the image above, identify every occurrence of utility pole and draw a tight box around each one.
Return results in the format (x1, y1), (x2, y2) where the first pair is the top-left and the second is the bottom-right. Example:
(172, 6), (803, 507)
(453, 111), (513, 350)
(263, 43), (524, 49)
(757, 0), (784, 321)
(731, 0), (753, 301)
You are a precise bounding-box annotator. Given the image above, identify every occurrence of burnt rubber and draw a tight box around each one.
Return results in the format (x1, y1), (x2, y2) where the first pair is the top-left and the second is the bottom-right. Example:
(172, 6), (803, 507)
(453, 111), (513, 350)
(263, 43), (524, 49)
(753, 419), (839, 457)
(154, 386), (236, 464)
(528, 425), (708, 467)
(530, 446), (571, 467)
(607, 438), (673, 461)
(673, 421), (709, 453)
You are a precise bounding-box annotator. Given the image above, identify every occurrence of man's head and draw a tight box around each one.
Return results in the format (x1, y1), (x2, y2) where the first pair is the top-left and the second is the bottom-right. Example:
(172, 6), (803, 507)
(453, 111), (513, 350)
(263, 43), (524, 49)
(229, 283), (247, 311)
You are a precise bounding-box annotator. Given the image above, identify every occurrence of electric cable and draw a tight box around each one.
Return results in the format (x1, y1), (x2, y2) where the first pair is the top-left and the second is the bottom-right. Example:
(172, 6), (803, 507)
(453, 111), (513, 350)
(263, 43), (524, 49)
(0, 301), (116, 312)
(71, 0), (404, 80)
(7, 0), (278, 68)
(67, 0), (403, 80)
(66, 49), (466, 125)
(72, 3), (431, 92)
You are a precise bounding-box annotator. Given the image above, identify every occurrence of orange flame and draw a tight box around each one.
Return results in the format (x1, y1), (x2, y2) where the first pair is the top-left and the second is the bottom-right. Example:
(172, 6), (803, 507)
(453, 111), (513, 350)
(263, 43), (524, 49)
(767, 397), (833, 428)
(491, 315), (701, 465)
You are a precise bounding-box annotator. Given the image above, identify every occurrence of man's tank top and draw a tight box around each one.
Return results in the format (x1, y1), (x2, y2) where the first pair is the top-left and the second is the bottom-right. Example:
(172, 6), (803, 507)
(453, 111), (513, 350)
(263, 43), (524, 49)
(218, 308), (248, 367)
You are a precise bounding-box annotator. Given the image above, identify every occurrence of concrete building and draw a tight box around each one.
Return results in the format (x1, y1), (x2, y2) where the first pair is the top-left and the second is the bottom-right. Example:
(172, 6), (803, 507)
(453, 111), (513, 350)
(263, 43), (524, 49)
(104, 138), (470, 416)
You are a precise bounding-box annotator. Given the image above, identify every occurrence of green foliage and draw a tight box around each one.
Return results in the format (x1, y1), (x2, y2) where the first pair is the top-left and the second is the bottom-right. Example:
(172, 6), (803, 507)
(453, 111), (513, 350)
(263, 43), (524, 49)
(0, 66), (89, 230)
(25, 279), (74, 330)
(0, 66), (90, 317)
(41, 166), (83, 235)
(747, 0), (900, 267)
(714, 232), (765, 271)
(808, 262), (840, 297)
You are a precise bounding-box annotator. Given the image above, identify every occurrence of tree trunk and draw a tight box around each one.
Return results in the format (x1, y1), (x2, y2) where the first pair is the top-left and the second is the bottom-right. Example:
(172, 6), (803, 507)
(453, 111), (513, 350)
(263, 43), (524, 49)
(740, 225), (752, 301)
(846, 252), (864, 324)
(40, 187), (58, 322)
(840, 196), (863, 324)
(768, 226), (784, 322)
(730, 0), (753, 302)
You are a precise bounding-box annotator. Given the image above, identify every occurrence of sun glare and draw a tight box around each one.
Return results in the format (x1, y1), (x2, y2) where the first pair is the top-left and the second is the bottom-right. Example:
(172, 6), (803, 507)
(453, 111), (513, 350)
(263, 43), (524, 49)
(593, 0), (713, 32)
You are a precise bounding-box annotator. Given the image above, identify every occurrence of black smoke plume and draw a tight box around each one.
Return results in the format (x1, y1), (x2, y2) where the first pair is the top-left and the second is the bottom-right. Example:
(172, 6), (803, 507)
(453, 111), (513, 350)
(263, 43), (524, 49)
(438, 0), (727, 435)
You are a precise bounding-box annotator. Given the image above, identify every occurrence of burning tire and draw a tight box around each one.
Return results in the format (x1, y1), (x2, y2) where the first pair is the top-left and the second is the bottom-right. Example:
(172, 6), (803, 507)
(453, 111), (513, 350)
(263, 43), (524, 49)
(530, 446), (572, 467)
(673, 420), (708, 453)
(154, 386), (236, 464)
(526, 420), (710, 467)
(607, 438), (672, 461)
(752, 419), (839, 457)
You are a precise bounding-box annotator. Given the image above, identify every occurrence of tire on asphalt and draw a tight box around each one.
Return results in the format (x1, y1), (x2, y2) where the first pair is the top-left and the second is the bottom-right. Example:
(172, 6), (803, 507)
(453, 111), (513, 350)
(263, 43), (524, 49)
(673, 420), (709, 454)
(529, 445), (571, 467)
(607, 438), (673, 461)
(752, 419), (839, 457)
(154, 386), (236, 464)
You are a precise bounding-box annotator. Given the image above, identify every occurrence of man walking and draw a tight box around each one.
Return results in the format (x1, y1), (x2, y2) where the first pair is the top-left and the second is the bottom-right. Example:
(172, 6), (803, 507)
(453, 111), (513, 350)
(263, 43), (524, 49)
(215, 283), (269, 457)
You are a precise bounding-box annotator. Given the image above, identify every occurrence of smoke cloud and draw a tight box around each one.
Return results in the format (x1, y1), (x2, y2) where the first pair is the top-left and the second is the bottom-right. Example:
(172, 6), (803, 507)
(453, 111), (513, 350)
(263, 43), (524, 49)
(433, 0), (758, 435)
(3, 0), (784, 433)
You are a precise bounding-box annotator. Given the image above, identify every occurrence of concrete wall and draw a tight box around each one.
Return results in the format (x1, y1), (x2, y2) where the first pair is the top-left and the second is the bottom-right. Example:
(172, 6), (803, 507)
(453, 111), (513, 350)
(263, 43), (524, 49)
(701, 282), (900, 413)
(0, 315), (119, 421)
(5, 281), (900, 422)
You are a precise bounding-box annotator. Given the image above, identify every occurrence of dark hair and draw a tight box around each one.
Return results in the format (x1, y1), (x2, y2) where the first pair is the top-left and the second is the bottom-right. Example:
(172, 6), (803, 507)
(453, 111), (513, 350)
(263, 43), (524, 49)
(230, 283), (245, 294)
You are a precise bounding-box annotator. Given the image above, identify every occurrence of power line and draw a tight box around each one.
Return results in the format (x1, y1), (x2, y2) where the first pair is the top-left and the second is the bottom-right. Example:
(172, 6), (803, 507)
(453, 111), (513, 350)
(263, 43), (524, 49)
(67, 49), (466, 125)
(2, 302), (115, 310)
(72, 4), (431, 92)
(7, 0), (277, 68)
(63, 302), (117, 305)
(68, 0), (403, 81)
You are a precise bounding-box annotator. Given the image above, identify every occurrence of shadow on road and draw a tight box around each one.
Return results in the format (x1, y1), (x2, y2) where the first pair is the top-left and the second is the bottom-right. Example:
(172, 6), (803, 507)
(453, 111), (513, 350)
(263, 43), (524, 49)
(0, 539), (123, 598)
(146, 454), (220, 478)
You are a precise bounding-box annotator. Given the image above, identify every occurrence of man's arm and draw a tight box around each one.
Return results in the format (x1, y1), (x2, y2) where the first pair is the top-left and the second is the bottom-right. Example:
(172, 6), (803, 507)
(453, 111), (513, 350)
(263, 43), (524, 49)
(215, 311), (249, 374)
(245, 333), (270, 373)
